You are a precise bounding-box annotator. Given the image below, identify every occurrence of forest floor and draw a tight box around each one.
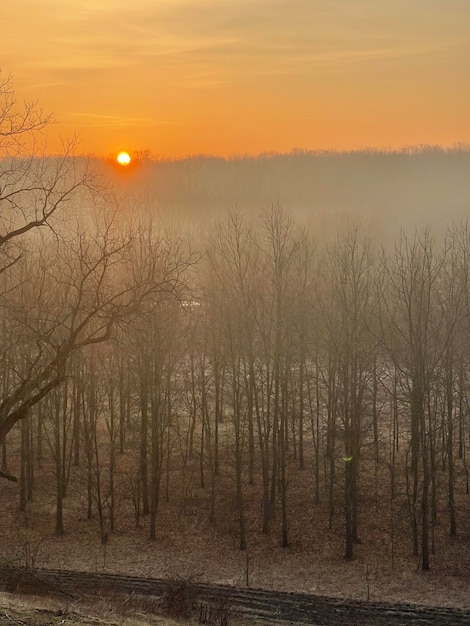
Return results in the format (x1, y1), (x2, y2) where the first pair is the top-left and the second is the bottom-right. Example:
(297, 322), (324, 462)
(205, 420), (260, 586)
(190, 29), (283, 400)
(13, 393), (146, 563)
(1, 439), (470, 613)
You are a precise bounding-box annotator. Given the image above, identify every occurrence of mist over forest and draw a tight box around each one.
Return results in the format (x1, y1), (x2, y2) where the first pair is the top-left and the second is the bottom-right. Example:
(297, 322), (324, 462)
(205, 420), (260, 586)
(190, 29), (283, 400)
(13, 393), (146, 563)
(101, 146), (470, 237)
(3, 96), (470, 614)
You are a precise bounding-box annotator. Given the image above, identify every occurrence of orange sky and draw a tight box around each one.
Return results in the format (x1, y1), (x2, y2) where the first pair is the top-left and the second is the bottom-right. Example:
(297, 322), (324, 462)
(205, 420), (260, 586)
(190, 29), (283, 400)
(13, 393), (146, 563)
(2, 0), (470, 158)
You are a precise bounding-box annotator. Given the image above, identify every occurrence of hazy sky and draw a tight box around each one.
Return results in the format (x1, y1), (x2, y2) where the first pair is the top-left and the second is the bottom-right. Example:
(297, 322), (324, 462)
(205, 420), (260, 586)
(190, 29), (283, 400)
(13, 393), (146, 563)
(2, 0), (470, 157)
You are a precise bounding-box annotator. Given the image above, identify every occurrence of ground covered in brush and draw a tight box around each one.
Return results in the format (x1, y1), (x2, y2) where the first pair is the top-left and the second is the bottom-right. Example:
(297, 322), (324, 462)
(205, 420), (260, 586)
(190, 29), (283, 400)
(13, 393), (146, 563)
(1, 438), (470, 613)
(0, 591), (188, 626)
(0, 584), (256, 626)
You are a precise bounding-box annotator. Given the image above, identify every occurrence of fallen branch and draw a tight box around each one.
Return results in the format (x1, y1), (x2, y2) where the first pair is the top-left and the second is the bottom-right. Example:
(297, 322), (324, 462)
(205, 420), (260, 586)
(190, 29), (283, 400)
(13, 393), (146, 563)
(0, 470), (17, 482)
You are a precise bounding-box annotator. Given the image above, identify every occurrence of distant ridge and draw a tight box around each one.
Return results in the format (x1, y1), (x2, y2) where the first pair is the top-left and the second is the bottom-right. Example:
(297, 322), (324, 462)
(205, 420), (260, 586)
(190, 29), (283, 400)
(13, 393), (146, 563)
(44, 146), (470, 236)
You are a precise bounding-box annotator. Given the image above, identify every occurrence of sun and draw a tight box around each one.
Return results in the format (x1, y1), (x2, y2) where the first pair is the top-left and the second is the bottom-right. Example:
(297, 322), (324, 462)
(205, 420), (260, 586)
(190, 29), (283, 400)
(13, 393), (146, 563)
(116, 151), (131, 166)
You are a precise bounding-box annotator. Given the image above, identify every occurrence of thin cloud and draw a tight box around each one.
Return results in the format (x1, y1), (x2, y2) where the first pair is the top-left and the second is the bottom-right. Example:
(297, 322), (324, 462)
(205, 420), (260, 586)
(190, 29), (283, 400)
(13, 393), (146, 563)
(4, 0), (469, 77)
(67, 112), (171, 128)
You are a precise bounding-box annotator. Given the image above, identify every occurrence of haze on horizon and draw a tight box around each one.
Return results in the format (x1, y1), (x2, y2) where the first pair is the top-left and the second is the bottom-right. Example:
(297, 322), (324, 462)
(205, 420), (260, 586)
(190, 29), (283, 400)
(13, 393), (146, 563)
(2, 0), (470, 158)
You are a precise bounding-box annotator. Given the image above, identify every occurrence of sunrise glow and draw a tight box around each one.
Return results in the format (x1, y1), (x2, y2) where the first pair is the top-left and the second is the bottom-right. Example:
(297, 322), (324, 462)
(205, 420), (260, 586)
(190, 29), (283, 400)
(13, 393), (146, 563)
(2, 2), (470, 157)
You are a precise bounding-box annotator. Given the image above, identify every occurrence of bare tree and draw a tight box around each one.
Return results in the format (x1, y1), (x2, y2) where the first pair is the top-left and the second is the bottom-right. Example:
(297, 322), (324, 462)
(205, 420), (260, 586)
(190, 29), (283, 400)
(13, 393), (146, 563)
(320, 228), (377, 559)
(0, 214), (195, 481)
(379, 229), (448, 570)
(207, 214), (253, 547)
(0, 74), (95, 275)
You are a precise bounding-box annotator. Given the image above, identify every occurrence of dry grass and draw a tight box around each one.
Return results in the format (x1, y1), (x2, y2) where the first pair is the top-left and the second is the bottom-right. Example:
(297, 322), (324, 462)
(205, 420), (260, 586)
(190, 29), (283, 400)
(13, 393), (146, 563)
(0, 590), (185, 625)
(0, 590), (253, 626)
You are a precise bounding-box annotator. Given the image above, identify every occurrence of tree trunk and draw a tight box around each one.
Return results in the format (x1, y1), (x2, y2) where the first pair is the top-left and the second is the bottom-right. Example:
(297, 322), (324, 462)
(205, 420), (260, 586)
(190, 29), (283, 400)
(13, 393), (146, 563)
(139, 365), (150, 515)
(344, 458), (354, 560)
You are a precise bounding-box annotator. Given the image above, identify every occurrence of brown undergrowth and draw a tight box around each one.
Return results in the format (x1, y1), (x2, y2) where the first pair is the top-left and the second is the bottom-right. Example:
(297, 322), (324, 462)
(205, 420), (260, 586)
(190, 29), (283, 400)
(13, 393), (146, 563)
(1, 425), (470, 612)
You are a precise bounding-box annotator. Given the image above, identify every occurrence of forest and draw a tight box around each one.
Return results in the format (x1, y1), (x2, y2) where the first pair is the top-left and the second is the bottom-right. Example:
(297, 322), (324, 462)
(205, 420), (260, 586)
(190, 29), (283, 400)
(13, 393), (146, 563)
(2, 75), (470, 593)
